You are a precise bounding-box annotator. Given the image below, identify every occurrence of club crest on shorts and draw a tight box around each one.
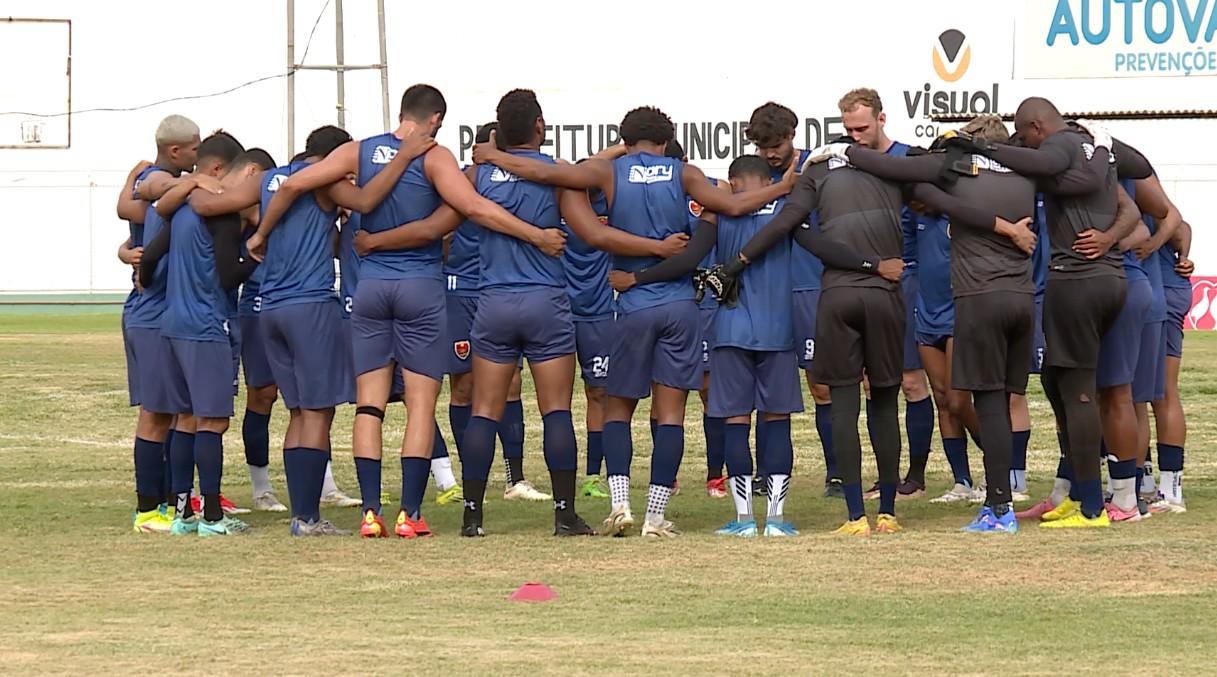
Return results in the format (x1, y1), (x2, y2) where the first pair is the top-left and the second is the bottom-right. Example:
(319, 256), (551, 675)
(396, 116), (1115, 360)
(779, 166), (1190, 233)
(597, 215), (608, 225)
(454, 340), (471, 360)
(688, 199), (704, 218)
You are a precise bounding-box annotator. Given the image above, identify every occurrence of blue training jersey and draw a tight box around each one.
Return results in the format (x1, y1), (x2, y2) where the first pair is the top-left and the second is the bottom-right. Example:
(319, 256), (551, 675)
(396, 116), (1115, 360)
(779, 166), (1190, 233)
(715, 197), (795, 351)
(338, 211), (360, 318)
(688, 177), (723, 310)
(126, 206), (170, 329)
(475, 151), (566, 291)
(237, 230), (265, 319)
(1118, 179), (1147, 285)
(1145, 214), (1168, 323)
(563, 192), (614, 321)
(123, 165), (167, 315)
(771, 150), (824, 293)
(607, 152), (692, 314)
(445, 220), (481, 297)
(1031, 193), (1049, 297)
(915, 213), (954, 336)
(160, 205), (229, 343)
(888, 142), (921, 275)
(356, 134), (443, 281)
(258, 162), (340, 310)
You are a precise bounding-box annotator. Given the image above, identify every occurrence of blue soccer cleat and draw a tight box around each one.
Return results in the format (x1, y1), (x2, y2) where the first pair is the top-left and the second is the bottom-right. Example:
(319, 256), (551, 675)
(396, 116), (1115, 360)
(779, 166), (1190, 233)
(961, 505), (1018, 533)
(763, 520), (800, 537)
(714, 519), (758, 537)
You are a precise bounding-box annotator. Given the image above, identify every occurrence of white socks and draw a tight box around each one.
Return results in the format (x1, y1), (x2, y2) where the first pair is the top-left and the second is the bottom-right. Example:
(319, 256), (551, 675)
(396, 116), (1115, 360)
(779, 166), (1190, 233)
(767, 474), (790, 522)
(321, 461), (339, 496)
(608, 475), (630, 507)
(431, 456), (457, 491)
(730, 475), (753, 521)
(645, 484), (672, 525)
(248, 464), (272, 497)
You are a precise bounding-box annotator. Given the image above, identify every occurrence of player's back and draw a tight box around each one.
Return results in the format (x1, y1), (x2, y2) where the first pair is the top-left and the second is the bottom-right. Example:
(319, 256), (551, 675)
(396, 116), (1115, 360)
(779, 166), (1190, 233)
(160, 205), (228, 342)
(475, 151), (565, 291)
(445, 219), (480, 297)
(773, 151), (824, 293)
(948, 155), (1036, 297)
(563, 192), (613, 320)
(338, 211), (360, 318)
(357, 133), (443, 281)
(126, 207), (171, 328)
(715, 198), (794, 351)
(811, 159), (903, 290)
(1116, 177), (1148, 285)
(1040, 129), (1122, 278)
(608, 152), (691, 313)
(259, 163), (340, 310)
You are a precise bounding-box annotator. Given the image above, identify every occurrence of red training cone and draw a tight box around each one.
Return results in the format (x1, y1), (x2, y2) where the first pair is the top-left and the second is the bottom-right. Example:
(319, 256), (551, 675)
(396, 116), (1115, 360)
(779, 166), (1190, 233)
(510, 582), (557, 602)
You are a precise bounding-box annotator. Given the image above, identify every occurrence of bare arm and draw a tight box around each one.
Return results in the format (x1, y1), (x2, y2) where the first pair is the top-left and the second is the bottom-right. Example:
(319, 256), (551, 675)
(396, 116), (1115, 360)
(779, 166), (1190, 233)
(156, 178), (199, 219)
(558, 188), (684, 257)
(326, 133), (436, 212)
(1171, 220), (1192, 258)
(683, 163), (792, 217)
(118, 238), (139, 266)
(356, 204), (465, 254)
(190, 172), (264, 217)
(255, 142), (360, 242)
(136, 170), (182, 201)
(1119, 221), (1150, 252)
(591, 144), (628, 161)
(1132, 174), (1182, 258)
(473, 139), (611, 190)
(1073, 183), (1141, 260)
(116, 161), (151, 223)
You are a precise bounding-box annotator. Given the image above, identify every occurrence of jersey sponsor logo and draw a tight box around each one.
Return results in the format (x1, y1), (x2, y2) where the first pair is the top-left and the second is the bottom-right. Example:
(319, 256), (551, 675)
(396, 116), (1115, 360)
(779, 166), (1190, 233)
(753, 201), (778, 216)
(267, 174), (287, 192)
(627, 164), (673, 184)
(688, 199), (704, 218)
(827, 157), (853, 170)
(454, 340), (471, 361)
(371, 145), (397, 164)
(489, 167), (519, 183)
(972, 154), (1012, 173)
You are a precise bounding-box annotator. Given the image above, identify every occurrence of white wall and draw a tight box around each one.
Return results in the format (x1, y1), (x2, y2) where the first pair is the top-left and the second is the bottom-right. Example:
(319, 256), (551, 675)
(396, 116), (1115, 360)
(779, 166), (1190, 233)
(0, 0), (1214, 293)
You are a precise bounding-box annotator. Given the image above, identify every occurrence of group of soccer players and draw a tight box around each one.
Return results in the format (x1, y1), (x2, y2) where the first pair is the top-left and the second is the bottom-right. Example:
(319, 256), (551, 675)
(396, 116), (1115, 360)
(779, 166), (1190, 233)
(117, 82), (1194, 538)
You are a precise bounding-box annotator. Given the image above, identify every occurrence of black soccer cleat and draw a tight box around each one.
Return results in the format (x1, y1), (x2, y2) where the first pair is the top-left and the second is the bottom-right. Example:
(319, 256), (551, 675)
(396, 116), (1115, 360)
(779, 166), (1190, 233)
(554, 514), (595, 537)
(460, 522), (485, 538)
(753, 475), (768, 496)
(823, 478), (845, 499)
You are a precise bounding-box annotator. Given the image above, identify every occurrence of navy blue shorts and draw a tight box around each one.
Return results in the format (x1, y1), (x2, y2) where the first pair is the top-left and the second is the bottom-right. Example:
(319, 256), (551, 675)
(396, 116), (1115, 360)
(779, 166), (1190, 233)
(122, 318), (139, 406)
(915, 331), (950, 352)
(1165, 285), (1189, 358)
(262, 301), (351, 410)
(1098, 279), (1151, 388)
(608, 300), (702, 399)
(128, 327), (173, 414)
(792, 289), (820, 371)
(1132, 320), (1167, 403)
(446, 294), (477, 375)
(239, 314), (276, 388)
(902, 273), (923, 371)
(351, 278), (447, 382)
(227, 317), (241, 396)
(707, 347), (804, 418)
(163, 336), (235, 419)
(699, 307), (717, 373)
(1031, 295), (1046, 375)
(575, 318), (612, 387)
(472, 288), (575, 365)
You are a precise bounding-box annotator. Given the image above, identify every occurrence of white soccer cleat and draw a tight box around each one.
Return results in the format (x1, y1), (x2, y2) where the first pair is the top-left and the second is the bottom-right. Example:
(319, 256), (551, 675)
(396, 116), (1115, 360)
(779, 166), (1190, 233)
(641, 518), (681, 538)
(1011, 490), (1031, 503)
(599, 502), (634, 537)
(503, 480), (551, 502)
(320, 490), (362, 508)
(929, 483), (979, 504)
(253, 491), (287, 512)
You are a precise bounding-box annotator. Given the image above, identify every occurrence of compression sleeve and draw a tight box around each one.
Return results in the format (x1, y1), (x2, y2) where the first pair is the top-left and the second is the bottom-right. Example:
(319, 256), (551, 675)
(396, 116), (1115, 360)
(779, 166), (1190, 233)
(984, 138), (1072, 178)
(910, 183), (1000, 232)
(1040, 147), (1111, 196)
(632, 219), (718, 285)
(206, 214), (258, 290)
(791, 224), (881, 273)
(1113, 138), (1153, 180)
(138, 224), (170, 289)
(845, 148), (942, 183)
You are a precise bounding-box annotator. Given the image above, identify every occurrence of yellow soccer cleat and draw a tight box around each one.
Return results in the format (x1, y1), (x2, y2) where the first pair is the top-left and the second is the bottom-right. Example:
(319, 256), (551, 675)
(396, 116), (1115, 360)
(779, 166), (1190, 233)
(831, 517), (871, 535)
(1040, 510), (1111, 529)
(435, 485), (464, 506)
(1041, 497), (1080, 522)
(133, 510), (173, 534)
(875, 513), (903, 534)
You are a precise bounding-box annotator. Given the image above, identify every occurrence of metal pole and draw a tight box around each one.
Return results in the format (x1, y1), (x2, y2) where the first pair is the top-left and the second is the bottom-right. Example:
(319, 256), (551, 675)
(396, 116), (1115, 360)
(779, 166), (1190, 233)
(377, 0), (390, 132)
(286, 0), (296, 156)
(335, 0), (346, 129)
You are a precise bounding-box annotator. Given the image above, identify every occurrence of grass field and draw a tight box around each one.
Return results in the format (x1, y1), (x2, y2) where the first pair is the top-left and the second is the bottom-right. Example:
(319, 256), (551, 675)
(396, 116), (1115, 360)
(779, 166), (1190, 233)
(1, 313), (1215, 676)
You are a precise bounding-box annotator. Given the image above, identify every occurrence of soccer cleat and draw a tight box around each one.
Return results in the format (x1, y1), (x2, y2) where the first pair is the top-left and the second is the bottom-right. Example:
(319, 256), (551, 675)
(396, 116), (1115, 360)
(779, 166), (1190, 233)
(1137, 498), (1152, 519)
(1015, 498), (1057, 521)
(291, 517), (353, 536)
(582, 476), (610, 499)
(253, 491), (287, 512)
(504, 480), (552, 502)
(764, 520), (799, 537)
(714, 519), (759, 537)
(599, 503), (635, 537)
(875, 513), (903, 534)
(394, 510), (432, 538)
(554, 514), (596, 537)
(221, 516), (252, 533)
(159, 503), (169, 517)
(1040, 510), (1111, 529)
(705, 477), (727, 498)
(961, 506), (1018, 533)
(641, 518), (681, 537)
(1105, 502), (1141, 523)
(460, 523), (485, 537)
(1011, 490), (1031, 503)
(1041, 497), (1081, 522)
(435, 485), (464, 506)
(190, 494), (251, 515)
(896, 479), (925, 501)
(929, 482), (977, 504)
(862, 482), (881, 501)
(752, 476), (768, 496)
(320, 490), (362, 509)
(1149, 498), (1187, 514)
(198, 519), (232, 537)
(823, 479), (845, 499)
(132, 510), (173, 534)
(969, 483), (987, 503)
(360, 509), (389, 538)
(170, 515), (199, 535)
(831, 517), (871, 535)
